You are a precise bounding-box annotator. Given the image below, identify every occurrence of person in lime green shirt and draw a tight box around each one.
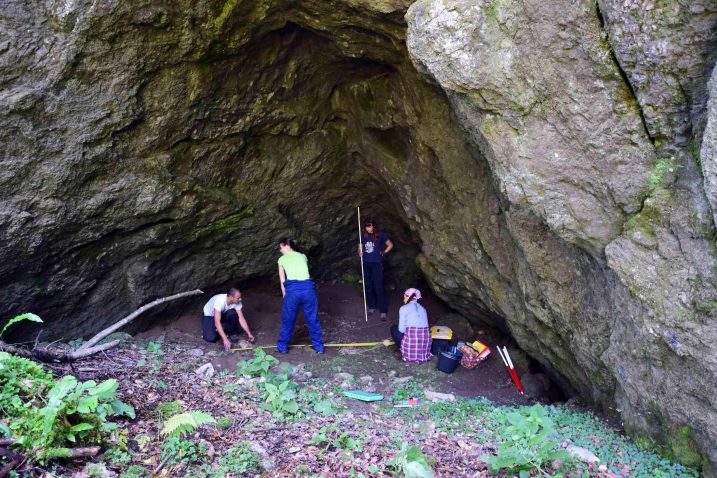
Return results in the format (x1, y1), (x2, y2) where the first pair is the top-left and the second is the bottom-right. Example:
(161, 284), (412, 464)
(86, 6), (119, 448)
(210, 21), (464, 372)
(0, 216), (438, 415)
(276, 238), (324, 353)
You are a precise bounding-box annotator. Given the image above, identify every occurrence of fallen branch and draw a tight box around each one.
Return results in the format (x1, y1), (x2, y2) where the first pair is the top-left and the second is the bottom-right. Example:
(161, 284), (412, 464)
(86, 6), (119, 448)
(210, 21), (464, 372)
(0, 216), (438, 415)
(0, 289), (203, 363)
(64, 446), (101, 458)
(153, 454), (172, 474)
(78, 289), (203, 351)
(0, 448), (27, 478)
(0, 459), (20, 478)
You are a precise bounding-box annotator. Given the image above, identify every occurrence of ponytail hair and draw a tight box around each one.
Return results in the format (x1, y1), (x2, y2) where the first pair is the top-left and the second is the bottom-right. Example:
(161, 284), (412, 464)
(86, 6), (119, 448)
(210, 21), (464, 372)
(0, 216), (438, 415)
(279, 237), (303, 254)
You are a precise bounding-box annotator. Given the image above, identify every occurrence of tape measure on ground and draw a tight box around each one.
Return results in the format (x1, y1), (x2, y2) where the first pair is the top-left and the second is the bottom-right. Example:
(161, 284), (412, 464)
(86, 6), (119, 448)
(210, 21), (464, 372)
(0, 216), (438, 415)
(230, 339), (394, 352)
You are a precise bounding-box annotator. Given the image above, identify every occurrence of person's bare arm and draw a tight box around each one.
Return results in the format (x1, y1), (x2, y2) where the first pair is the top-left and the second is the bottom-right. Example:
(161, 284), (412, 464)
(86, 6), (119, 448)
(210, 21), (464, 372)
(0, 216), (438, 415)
(279, 265), (287, 297)
(237, 309), (254, 342)
(383, 239), (394, 255)
(357, 243), (363, 256)
(214, 309), (231, 351)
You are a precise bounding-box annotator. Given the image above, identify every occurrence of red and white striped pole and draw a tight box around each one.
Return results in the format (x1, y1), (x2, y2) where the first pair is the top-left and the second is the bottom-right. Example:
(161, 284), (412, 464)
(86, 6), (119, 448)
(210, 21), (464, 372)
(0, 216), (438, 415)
(503, 346), (524, 394)
(497, 346), (523, 394)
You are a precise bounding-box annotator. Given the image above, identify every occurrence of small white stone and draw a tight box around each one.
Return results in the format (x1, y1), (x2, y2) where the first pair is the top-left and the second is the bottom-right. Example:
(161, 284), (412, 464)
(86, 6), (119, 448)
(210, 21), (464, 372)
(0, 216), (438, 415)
(194, 363), (215, 378)
(565, 444), (600, 464)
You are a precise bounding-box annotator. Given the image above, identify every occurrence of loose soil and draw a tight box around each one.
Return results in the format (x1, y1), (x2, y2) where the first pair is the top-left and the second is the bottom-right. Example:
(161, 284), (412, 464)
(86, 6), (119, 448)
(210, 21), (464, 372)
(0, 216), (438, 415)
(136, 280), (538, 406)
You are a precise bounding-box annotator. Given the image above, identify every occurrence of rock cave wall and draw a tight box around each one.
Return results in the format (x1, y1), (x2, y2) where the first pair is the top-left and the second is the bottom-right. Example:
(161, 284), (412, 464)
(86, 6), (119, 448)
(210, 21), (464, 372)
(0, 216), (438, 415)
(1, 0), (717, 472)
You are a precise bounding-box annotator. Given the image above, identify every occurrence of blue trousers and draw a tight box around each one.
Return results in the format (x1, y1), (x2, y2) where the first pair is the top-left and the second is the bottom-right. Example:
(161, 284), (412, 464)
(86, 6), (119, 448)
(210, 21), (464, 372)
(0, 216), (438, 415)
(364, 261), (387, 313)
(277, 279), (324, 352)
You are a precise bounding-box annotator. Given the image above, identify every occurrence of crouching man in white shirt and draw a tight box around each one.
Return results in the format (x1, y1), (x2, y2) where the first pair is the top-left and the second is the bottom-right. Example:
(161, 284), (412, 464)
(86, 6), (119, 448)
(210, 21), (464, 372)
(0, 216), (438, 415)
(201, 288), (255, 351)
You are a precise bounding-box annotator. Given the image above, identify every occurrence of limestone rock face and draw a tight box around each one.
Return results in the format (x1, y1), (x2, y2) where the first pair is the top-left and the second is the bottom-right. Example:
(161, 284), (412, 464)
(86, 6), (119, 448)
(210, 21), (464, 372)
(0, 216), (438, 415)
(1, 0), (717, 472)
(406, 0), (717, 471)
(703, 67), (717, 227)
(407, 0), (654, 254)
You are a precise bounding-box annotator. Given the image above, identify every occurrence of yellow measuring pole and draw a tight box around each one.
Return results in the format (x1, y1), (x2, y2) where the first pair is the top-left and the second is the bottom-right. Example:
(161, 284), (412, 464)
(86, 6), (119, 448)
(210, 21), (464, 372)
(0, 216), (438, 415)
(358, 206), (369, 322)
(230, 339), (394, 352)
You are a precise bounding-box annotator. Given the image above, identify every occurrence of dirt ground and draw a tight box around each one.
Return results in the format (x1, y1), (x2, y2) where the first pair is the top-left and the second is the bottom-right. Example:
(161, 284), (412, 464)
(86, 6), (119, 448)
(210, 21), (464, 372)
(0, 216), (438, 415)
(136, 280), (538, 406)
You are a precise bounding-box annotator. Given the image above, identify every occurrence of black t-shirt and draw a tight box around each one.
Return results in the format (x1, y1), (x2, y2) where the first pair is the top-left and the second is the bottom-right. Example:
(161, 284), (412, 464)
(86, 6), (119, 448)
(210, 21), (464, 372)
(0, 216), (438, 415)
(361, 232), (389, 263)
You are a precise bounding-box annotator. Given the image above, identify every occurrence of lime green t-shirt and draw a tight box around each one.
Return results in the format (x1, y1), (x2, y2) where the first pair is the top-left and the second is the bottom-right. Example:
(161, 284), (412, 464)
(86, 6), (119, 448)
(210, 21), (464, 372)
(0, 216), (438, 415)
(278, 251), (311, 280)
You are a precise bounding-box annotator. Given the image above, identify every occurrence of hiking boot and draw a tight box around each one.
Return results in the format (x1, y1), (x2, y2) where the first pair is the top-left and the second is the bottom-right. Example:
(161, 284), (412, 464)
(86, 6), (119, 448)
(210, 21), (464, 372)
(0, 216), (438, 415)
(368, 308), (376, 315)
(380, 313), (387, 321)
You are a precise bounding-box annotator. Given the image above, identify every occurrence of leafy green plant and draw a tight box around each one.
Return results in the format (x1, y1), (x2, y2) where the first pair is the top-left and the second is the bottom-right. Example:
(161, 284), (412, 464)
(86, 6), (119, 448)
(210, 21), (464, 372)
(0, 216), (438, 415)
(480, 404), (568, 477)
(119, 465), (145, 478)
(160, 436), (208, 465)
(145, 341), (163, 355)
(223, 382), (240, 394)
(66, 337), (86, 350)
(261, 379), (299, 419)
(196, 442), (262, 476)
(102, 447), (132, 468)
(236, 348), (279, 377)
(0, 352), (54, 418)
(160, 411), (216, 438)
(153, 400), (182, 424)
(216, 416), (233, 429)
(11, 377), (135, 449)
(1, 313), (43, 337)
(297, 387), (340, 416)
(312, 399), (337, 416)
(349, 465), (380, 478)
(308, 423), (362, 456)
(386, 441), (434, 478)
(139, 341), (165, 373)
(86, 463), (107, 477)
(0, 355), (134, 463)
(392, 382), (425, 402)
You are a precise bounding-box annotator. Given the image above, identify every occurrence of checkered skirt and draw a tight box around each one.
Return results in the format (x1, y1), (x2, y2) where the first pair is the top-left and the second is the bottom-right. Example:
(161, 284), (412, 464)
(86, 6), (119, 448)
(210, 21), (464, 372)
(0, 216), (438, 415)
(400, 327), (432, 363)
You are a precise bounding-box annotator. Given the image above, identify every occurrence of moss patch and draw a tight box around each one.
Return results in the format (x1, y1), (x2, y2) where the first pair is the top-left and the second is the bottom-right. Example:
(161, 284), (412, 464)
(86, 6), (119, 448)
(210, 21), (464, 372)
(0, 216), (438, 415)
(627, 402), (707, 469)
(193, 206), (255, 238)
(623, 188), (671, 239)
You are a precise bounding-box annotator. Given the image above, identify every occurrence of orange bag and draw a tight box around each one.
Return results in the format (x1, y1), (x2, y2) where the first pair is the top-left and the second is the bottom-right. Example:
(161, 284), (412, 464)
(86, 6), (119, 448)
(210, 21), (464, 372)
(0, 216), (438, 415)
(459, 341), (491, 369)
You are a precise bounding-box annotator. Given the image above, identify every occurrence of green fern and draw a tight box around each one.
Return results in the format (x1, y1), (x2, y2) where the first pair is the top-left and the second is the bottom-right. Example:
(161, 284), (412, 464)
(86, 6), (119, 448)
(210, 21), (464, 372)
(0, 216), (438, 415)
(153, 400), (183, 422)
(1, 313), (43, 338)
(160, 411), (216, 438)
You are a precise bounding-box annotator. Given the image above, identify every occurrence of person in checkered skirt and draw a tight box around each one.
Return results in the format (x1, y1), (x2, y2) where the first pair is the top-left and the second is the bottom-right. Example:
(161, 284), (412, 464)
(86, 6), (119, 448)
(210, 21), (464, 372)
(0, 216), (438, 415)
(390, 288), (432, 363)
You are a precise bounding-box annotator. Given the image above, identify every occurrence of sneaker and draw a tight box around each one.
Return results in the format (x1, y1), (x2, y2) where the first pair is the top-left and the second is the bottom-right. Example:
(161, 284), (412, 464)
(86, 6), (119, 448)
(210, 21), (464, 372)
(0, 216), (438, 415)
(380, 313), (387, 321)
(313, 348), (325, 354)
(368, 308), (376, 315)
(276, 348), (289, 354)
(229, 334), (240, 341)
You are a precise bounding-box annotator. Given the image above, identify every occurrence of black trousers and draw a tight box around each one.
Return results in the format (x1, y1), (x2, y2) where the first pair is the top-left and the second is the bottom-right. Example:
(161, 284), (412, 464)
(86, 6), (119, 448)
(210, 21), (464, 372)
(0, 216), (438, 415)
(201, 309), (240, 342)
(390, 324), (403, 347)
(364, 261), (387, 313)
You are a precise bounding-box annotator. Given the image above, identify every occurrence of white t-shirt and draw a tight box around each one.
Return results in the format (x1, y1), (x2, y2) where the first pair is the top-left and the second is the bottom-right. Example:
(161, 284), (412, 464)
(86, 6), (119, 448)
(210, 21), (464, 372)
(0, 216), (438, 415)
(202, 294), (242, 317)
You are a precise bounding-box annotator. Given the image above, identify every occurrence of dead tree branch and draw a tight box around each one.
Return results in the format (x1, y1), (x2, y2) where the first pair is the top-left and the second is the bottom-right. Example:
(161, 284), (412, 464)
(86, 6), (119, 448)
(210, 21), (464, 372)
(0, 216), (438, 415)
(0, 289), (203, 363)
(77, 289), (203, 351)
(63, 446), (101, 458)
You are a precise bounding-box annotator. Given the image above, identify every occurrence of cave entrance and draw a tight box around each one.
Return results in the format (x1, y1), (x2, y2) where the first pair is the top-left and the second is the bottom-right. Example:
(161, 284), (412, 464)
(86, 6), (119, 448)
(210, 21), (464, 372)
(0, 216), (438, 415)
(126, 16), (540, 400)
(127, 19), (498, 338)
